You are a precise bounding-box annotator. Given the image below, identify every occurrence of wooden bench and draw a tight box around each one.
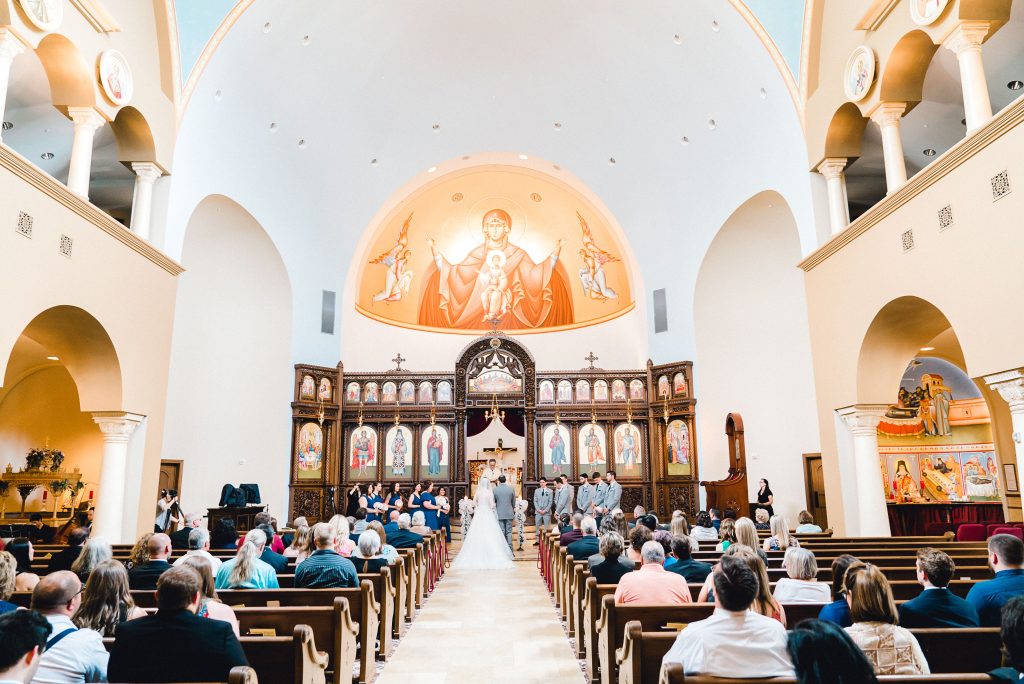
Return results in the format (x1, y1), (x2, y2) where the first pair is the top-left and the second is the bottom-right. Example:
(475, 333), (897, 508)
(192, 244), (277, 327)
(661, 663), (994, 684)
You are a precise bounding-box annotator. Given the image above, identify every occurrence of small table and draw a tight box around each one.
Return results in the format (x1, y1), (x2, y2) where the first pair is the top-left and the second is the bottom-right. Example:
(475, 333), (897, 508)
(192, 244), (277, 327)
(207, 505), (267, 534)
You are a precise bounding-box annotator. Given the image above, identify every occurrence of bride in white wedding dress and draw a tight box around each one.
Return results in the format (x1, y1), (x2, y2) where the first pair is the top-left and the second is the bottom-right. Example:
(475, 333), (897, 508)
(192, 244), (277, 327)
(452, 477), (515, 570)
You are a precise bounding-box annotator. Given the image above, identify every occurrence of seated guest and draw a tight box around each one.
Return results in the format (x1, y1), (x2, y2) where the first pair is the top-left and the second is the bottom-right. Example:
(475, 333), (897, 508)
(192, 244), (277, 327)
(172, 528), (223, 573)
(255, 523), (289, 573)
(351, 530), (390, 574)
(169, 511), (203, 550)
(754, 507), (771, 530)
(698, 546), (786, 624)
(819, 554), (858, 627)
(666, 535), (712, 584)
(366, 521), (398, 564)
(773, 547), (831, 604)
(714, 519), (736, 553)
(410, 511), (432, 536)
(560, 513), (584, 547)
(709, 508), (722, 531)
(8, 539), (39, 592)
(670, 514), (700, 553)
(70, 537), (112, 584)
(661, 553), (793, 678)
(46, 527), (89, 573)
(233, 512), (284, 554)
(283, 525), (311, 561)
(567, 516), (600, 561)
(614, 541), (692, 605)
(556, 512), (572, 534)
(128, 533), (173, 590)
(733, 518), (769, 564)
(652, 529), (674, 565)
(209, 518), (238, 550)
(352, 507), (369, 534)
(72, 560), (146, 636)
(108, 566), (248, 682)
(690, 511), (718, 541)
(795, 510), (823, 534)
(626, 525), (652, 563)
(787, 618), (879, 684)
(383, 510), (401, 536)
(0, 551), (20, 614)
(630, 505), (646, 527)
(899, 547), (979, 628)
(0, 609), (52, 683)
(125, 533), (152, 571)
(763, 515), (800, 552)
(30, 571), (109, 682)
(967, 533), (1024, 627)
(329, 515), (357, 557)
(27, 514), (53, 545)
(215, 528), (279, 590)
(991, 595), (1024, 682)
(294, 523), (359, 589)
(281, 516), (307, 547)
(180, 556), (239, 635)
(389, 514), (425, 550)
(844, 562), (929, 675)
(590, 533), (632, 585)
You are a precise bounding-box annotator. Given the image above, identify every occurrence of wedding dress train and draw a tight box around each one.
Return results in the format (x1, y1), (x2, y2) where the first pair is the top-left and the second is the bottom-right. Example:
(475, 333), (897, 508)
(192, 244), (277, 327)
(451, 477), (515, 571)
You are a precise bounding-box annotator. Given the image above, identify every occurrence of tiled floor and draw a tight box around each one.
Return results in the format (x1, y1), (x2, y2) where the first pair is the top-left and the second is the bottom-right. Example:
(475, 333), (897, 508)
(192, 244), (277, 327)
(375, 554), (584, 684)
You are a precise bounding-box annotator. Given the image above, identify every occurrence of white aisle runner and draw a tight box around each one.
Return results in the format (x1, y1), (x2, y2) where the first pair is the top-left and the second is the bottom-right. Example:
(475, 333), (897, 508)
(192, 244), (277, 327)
(375, 561), (585, 684)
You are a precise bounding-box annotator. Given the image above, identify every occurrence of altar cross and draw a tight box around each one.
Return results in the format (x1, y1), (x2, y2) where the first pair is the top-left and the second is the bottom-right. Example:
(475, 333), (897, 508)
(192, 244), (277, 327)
(392, 352), (406, 371)
(584, 351), (599, 369)
(489, 316), (503, 334)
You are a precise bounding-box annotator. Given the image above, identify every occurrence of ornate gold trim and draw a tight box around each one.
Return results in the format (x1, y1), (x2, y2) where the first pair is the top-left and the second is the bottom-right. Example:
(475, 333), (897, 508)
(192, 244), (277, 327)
(69, 0), (122, 33)
(0, 145), (184, 276)
(800, 94), (1024, 272)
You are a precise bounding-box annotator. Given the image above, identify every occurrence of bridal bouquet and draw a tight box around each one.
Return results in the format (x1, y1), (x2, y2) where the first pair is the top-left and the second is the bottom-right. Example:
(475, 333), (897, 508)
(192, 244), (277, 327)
(459, 497), (476, 536)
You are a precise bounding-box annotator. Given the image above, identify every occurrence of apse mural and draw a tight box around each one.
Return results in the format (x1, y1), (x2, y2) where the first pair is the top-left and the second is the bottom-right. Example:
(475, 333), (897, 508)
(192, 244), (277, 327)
(356, 166), (634, 333)
(878, 356), (999, 502)
(296, 423), (323, 480)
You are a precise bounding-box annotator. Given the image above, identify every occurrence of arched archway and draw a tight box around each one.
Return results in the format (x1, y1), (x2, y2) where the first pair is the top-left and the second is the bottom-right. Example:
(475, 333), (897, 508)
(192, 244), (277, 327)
(110, 106), (157, 163)
(880, 30), (939, 108)
(34, 34), (95, 109)
(824, 102), (869, 160)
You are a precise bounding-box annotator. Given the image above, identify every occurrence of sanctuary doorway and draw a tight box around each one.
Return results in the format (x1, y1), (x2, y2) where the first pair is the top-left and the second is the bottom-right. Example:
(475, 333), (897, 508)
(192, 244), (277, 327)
(803, 453), (827, 529)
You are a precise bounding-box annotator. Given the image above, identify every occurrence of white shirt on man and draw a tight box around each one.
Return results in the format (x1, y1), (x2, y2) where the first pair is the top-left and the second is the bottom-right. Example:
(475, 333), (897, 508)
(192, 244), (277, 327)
(772, 578), (832, 604)
(172, 548), (223, 573)
(662, 608), (794, 678)
(34, 614), (109, 683)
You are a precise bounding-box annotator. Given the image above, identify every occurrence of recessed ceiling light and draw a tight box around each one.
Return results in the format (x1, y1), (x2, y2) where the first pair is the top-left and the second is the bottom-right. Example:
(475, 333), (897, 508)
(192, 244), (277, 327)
(518, 154), (529, 160)
(297, 139), (306, 149)
(432, 123), (440, 131)
(301, 35), (311, 46)
(923, 148), (936, 156)
(427, 166), (437, 173)
(461, 155), (470, 160)
(1, 121), (12, 131)
(214, 90), (223, 101)
(608, 157), (617, 165)
(707, 119), (716, 129)
(40, 152), (54, 160)
(370, 158), (378, 166)
(1008, 80), (1023, 91)
(673, 34), (682, 44)
(759, 88), (767, 99)
(46, 355), (59, 361)
(920, 346), (935, 352)
(680, 136), (689, 145)
(269, 123), (278, 132)
(553, 122), (562, 130)
(711, 20), (720, 32)
(262, 22), (271, 33)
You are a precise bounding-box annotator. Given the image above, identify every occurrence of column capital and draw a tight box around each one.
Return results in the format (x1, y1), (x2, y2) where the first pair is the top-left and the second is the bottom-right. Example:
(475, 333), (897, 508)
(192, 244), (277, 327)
(92, 411), (144, 442)
(67, 106), (107, 133)
(942, 21), (992, 56)
(836, 404), (888, 435)
(0, 28), (26, 61)
(869, 102), (907, 127)
(816, 158), (848, 180)
(130, 161), (162, 183)
(984, 370), (1024, 412)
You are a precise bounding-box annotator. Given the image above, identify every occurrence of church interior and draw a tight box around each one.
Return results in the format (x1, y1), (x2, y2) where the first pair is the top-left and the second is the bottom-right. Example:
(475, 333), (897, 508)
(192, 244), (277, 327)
(2, 0), (1024, 682)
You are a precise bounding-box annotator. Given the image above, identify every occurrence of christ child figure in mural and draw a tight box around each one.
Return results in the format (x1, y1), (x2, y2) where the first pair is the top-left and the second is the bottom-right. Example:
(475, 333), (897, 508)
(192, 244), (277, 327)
(352, 429), (374, 475)
(426, 427), (444, 476)
(420, 209), (573, 330)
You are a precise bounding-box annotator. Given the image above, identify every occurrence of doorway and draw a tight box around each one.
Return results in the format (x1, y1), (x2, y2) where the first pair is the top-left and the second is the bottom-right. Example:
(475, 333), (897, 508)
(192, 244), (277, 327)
(803, 453), (828, 529)
(157, 460), (184, 526)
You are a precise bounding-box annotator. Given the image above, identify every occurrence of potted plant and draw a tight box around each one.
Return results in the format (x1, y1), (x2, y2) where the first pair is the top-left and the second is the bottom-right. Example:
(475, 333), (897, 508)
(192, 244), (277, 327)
(17, 484), (37, 514)
(25, 448), (46, 471)
(49, 479), (70, 521)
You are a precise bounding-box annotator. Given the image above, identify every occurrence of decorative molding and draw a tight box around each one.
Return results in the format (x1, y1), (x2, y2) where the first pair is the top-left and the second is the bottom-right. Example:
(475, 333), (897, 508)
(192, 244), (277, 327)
(984, 370), (1024, 413)
(900, 228), (914, 253)
(836, 404), (888, 436)
(91, 411), (145, 442)
(855, 0), (900, 32)
(801, 94), (1024, 272)
(0, 145), (184, 276)
(69, 0), (122, 32)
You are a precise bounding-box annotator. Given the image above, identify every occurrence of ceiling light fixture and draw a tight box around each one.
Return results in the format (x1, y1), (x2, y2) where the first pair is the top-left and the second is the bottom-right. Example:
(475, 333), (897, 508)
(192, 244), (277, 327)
(432, 123), (440, 131)
(923, 148), (937, 156)
(518, 154), (529, 160)
(427, 166), (437, 173)
(301, 35), (311, 46)
(40, 152), (54, 160)
(759, 88), (767, 99)
(673, 34), (682, 44)
(1, 121), (12, 131)
(707, 119), (716, 129)
(46, 356), (59, 361)
(262, 22), (271, 33)
(608, 157), (617, 165)
(370, 158), (378, 166)
(553, 122), (562, 130)
(920, 346), (935, 352)
(269, 123), (278, 132)
(297, 139), (306, 149)
(680, 136), (689, 145)
(1008, 80), (1023, 91)
(711, 20), (720, 32)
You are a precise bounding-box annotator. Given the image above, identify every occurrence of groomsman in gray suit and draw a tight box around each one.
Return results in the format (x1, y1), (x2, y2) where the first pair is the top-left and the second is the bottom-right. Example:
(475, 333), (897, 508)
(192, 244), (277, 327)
(597, 471), (622, 524)
(576, 474), (593, 515)
(533, 478), (553, 544)
(493, 475), (517, 550)
(591, 471), (607, 521)
(555, 475), (573, 520)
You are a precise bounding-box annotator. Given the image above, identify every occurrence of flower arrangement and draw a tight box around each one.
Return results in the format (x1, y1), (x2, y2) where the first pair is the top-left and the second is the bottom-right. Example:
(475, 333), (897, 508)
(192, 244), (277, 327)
(25, 447), (65, 472)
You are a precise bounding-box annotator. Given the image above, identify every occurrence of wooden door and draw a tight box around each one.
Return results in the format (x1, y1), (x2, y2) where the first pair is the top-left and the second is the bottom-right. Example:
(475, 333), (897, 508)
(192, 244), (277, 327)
(803, 453), (828, 529)
(157, 460), (183, 510)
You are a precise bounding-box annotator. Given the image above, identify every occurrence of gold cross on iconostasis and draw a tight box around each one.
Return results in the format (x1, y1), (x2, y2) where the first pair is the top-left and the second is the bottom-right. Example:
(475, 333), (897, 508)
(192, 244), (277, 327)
(392, 353), (406, 371)
(584, 351), (599, 369)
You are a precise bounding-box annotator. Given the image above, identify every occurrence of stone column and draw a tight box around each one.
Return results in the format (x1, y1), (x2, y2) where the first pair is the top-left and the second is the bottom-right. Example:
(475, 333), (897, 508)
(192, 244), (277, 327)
(92, 412), (144, 542)
(129, 162), (162, 240)
(66, 107), (106, 199)
(0, 30), (25, 143)
(870, 103), (908, 194)
(836, 404), (890, 536)
(985, 370), (1024, 492)
(816, 157), (851, 234)
(943, 22), (993, 134)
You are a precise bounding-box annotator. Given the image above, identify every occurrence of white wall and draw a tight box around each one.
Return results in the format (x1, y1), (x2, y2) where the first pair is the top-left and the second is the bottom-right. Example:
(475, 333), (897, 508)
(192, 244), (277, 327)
(693, 192), (820, 525)
(161, 195), (294, 521)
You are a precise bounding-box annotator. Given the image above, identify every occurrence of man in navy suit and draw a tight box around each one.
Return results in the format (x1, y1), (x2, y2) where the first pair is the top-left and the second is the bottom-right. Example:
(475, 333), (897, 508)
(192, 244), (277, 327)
(967, 533), (1024, 627)
(108, 566), (247, 682)
(899, 547), (980, 628)
(387, 513), (425, 549)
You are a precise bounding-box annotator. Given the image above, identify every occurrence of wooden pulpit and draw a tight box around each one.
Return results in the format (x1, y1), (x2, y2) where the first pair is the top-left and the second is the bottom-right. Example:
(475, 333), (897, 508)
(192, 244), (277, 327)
(699, 413), (748, 514)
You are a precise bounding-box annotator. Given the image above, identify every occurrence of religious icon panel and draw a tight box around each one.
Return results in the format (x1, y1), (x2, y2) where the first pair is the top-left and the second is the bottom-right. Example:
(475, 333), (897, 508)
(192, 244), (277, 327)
(657, 375), (670, 399)
(542, 423), (572, 479)
(296, 422), (323, 480)
(539, 380), (554, 403)
(421, 425), (450, 480)
(578, 423), (607, 468)
(382, 381), (397, 403)
(576, 380), (591, 403)
(418, 381), (434, 404)
(613, 422), (643, 478)
(318, 378), (332, 402)
(611, 380), (627, 401)
(385, 425), (414, 481)
(363, 382), (380, 403)
(345, 382), (360, 403)
(349, 425), (378, 477)
(557, 380), (573, 403)
(628, 379), (644, 401)
(673, 372), (688, 397)
(300, 375), (316, 400)
(594, 380), (609, 402)
(399, 381), (415, 403)
(437, 381), (453, 404)
(666, 419), (692, 476)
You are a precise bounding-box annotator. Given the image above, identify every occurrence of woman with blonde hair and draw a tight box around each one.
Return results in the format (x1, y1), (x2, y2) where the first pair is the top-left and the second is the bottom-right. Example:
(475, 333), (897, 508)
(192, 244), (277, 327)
(215, 528), (279, 589)
(754, 508), (771, 530)
(715, 518), (736, 552)
(763, 515), (800, 552)
(844, 562), (928, 674)
(72, 560), (146, 636)
(670, 512), (699, 552)
(126, 533), (153, 570)
(180, 555), (239, 636)
(284, 525), (311, 562)
(71, 536), (113, 583)
(329, 514), (356, 557)
(698, 545), (786, 626)
(734, 517), (769, 563)
(0, 551), (18, 613)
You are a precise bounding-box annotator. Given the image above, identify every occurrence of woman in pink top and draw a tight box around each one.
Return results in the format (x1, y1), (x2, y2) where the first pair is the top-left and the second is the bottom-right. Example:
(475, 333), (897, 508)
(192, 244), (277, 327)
(329, 514), (357, 557)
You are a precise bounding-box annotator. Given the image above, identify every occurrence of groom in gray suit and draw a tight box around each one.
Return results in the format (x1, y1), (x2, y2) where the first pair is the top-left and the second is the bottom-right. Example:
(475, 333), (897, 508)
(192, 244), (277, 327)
(494, 475), (517, 551)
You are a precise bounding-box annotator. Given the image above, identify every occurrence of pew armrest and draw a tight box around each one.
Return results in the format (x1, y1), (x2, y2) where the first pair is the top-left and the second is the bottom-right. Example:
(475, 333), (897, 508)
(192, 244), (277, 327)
(292, 624), (328, 684)
(659, 662), (684, 684)
(227, 666), (259, 684)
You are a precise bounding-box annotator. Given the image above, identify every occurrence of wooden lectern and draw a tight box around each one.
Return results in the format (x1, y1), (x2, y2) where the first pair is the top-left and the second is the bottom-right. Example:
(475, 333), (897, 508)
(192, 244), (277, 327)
(207, 505), (267, 534)
(699, 413), (748, 514)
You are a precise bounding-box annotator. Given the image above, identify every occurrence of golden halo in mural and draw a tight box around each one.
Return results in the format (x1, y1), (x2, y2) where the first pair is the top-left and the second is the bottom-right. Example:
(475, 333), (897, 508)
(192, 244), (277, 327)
(465, 196), (527, 246)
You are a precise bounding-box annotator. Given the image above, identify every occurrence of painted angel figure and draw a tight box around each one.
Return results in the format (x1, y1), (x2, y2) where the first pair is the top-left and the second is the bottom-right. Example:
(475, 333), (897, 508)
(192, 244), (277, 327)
(370, 214), (414, 303)
(576, 212), (619, 300)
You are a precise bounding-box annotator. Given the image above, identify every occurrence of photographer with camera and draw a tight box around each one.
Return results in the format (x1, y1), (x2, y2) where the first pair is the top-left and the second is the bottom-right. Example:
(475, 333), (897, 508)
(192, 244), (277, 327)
(155, 489), (183, 533)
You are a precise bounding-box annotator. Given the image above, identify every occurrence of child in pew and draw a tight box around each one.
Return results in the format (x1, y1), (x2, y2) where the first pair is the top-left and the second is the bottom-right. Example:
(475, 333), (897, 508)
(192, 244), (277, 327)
(991, 595), (1024, 682)
(787, 618), (879, 684)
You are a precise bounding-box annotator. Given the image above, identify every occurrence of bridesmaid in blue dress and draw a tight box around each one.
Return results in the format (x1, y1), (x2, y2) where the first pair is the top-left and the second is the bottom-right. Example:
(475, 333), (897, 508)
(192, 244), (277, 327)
(365, 482), (383, 523)
(421, 481), (440, 531)
(386, 483), (404, 517)
(408, 483), (423, 520)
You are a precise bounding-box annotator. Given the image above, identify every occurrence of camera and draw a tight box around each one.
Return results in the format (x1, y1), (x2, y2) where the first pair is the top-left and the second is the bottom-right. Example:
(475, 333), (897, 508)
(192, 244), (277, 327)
(161, 488), (178, 498)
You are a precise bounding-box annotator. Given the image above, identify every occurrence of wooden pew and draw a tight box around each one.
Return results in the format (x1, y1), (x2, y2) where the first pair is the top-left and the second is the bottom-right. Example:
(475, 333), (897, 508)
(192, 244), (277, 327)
(660, 664), (995, 684)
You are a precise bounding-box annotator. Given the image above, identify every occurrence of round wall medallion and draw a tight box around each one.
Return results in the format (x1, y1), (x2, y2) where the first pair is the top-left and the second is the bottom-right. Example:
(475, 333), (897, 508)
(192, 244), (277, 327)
(98, 49), (133, 106)
(530, 193), (542, 202)
(18, 0), (63, 31)
(910, 0), (950, 26)
(844, 46), (876, 102)
(451, 192), (464, 202)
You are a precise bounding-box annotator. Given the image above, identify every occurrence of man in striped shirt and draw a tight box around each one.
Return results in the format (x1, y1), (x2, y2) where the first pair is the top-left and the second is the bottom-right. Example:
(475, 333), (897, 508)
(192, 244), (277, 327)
(294, 523), (358, 589)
